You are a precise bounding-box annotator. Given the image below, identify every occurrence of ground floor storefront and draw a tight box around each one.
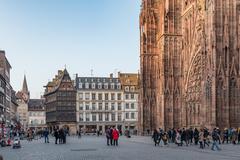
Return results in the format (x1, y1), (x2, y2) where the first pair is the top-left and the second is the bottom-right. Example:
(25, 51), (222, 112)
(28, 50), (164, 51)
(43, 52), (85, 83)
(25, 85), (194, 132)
(78, 122), (138, 135)
(47, 122), (77, 135)
(78, 122), (124, 134)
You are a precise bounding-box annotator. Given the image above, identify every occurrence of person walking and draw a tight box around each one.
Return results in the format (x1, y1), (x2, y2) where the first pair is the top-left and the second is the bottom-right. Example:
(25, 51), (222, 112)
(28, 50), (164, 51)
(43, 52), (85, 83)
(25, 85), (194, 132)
(194, 128), (199, 145)
(222, 128), (229, 144)
(167, 129), (172, 143)
(175, 129), (182, 146)
(189, 128), (194, 144)
(162, 132), (168, 146)
(152, 129), (160, 146)
(158, 128), (164, 147)
(216, 128), (221, 144)
(185, 129), (190, 145)
(238, 128), (240, 144)
(112, 127), (119, 146)
(110, 127), (113, 146)
(78, 129), (81, 138)
(172, 128), (176, 143)
(27, 129), (30, 141)
(54, 129), (59, 144)
(203, 128), (210, 148)
(97, 130), (100, 137)
(199, 129), (204, 149)
(181, 128), (188, 146)
(59, 129), (64, 144)
(43, 128), (49, 143)
(211, 128), (221, 151)
(28, 129), (33, 141)
(63, 128), (67, 144)
(106, 128), (111, 146)
(231, 128), (238, 145)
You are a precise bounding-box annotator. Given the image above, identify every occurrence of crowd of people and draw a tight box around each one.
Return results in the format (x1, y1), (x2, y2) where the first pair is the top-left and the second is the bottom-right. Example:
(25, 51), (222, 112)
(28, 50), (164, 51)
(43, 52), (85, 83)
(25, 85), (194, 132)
(6, 127), (69, 145)
(152, 127), (240, 151)
(26, 129), (35, 141)
(52, 128), (68, 144)
(105, 127), (120, 146)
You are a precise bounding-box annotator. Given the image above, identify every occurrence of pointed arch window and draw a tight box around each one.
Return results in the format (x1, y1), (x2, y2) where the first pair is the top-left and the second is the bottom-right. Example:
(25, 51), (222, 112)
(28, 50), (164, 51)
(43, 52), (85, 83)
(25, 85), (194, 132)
(230, 78), (237, 98)
(143, 33), (147, 45)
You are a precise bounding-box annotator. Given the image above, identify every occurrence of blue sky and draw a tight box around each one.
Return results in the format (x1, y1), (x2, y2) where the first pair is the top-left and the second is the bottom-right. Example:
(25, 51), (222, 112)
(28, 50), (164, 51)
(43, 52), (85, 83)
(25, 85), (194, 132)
(0, 0), (141, 98)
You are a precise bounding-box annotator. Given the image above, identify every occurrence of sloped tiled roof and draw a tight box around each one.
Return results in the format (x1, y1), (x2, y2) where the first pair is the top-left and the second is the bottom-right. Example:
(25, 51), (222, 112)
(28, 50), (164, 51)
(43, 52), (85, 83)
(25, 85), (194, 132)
(44, 69), (71, 95)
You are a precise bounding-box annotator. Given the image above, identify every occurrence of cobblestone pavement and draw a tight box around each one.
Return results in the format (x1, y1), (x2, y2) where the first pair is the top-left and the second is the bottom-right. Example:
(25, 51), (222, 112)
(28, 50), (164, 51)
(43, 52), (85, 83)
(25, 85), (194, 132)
(1, 136), (240, 160)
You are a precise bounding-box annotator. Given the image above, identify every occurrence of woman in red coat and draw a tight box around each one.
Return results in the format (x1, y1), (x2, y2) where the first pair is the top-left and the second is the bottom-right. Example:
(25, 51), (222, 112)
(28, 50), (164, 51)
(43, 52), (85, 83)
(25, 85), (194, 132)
(112, 127), (119, 146)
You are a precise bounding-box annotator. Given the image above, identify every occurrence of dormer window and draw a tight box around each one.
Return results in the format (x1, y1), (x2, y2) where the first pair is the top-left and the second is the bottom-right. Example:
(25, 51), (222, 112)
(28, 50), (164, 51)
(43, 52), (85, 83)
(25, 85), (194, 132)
(85, 83), (89, 89)
(104, 83), (108, 89)
(111, 83), (115, 89)
(92, 83), (95, 89)
(79, 83), (82, 89)
(117, 84), (121, 89)
(98, 83), (102, 89)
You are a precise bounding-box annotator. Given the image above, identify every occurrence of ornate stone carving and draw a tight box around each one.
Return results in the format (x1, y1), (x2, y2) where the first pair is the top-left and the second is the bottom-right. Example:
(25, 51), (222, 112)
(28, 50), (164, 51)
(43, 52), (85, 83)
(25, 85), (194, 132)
(139, 0), (240, 133)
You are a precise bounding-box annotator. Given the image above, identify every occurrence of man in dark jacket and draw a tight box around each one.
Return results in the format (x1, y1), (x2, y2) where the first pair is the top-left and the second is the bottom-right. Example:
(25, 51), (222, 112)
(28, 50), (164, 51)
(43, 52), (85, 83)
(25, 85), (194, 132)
(106, 128), (111, 146)
(110, 127), (113, 145)
(194, 128), (199, 145)
(189, 128), (194, 144)
(167, 129), (172, 143)
(43, 128), (49, 143)
(63, 128), (67, 144)
(222, 129), (229, 144)
(59, 129), (64, 144)
(152, 129), (160, 146)
(211, 128), (221, 151)
(203, 128), (210, 147)
(238, 128), (240, 144)
(78, 129), (81, 138)
(172, 128), (176, 143)
(185, 129), (190, 145)
(54, 129), (59, 144)
(181, 128), (188, 146)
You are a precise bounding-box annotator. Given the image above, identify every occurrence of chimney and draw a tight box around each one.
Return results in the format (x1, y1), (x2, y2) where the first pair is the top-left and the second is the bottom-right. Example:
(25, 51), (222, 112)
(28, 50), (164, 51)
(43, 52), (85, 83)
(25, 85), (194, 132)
(118, 72), (121, 78)
(110, 73), (113, 78)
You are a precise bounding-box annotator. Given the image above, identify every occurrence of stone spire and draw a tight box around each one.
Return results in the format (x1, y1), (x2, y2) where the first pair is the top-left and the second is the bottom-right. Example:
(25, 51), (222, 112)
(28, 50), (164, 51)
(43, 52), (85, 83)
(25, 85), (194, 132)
(22, 74), (29, 94)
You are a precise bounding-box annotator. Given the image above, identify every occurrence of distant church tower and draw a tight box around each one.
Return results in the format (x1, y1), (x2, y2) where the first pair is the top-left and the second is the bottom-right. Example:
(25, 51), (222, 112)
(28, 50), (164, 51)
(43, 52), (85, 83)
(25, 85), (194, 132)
(16, 74), (30, 130)
(21, 74), (30, 102)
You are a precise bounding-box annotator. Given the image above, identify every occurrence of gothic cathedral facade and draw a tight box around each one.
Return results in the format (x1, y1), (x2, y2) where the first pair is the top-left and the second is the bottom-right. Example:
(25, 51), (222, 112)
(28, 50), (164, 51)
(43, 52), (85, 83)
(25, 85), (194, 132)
(139, 0), (240, 134)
